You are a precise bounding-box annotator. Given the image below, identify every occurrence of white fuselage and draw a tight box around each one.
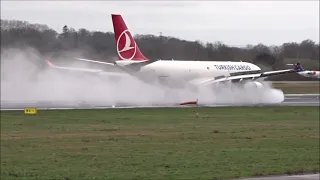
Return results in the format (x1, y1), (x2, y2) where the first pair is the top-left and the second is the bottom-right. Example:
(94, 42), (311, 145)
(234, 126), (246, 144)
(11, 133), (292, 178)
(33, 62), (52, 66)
(297, 71), (320, 79)
(127, 60), (261, 81)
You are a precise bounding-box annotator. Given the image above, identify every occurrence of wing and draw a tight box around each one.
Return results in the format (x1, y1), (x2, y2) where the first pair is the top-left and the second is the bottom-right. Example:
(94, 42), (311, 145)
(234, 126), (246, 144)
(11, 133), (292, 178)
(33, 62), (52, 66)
(45, 57), (161, 82)
(46, 59), (103, 72)
(45, 59), (128, 77)
(73, 58), (116, 66)
(189, 69), (297, 86)
(71, 57), (161, 77)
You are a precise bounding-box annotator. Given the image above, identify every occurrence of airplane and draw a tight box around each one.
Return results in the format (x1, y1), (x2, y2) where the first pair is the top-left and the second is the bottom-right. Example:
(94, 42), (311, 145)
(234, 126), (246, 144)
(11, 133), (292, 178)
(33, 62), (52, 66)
(287, 63), (320, 79)
(46, 14), (301, 89)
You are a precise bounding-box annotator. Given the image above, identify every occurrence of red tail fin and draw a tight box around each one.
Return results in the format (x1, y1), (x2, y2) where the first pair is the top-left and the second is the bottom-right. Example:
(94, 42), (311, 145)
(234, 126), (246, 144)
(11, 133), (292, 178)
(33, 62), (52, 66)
(111, 14), (148, 61)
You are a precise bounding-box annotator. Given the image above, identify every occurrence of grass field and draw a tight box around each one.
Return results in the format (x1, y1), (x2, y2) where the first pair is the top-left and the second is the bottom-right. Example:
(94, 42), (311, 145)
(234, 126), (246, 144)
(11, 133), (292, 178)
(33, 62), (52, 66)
(272, 81), (319, 94)
(1, 107), (319, 180)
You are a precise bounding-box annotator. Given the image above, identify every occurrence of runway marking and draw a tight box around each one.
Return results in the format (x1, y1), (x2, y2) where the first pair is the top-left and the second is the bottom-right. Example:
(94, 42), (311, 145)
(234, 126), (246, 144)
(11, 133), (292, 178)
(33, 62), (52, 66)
(289, 174), (320, 179)
(282, 101), (319, 104)
(233, 173), (319, 180)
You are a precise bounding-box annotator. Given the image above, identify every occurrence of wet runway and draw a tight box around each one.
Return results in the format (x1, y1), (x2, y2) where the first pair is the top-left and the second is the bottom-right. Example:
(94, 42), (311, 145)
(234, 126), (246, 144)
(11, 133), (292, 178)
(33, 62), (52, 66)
(233, 173), (319, 180)
(279, 94), (319, 106)
(1, 94), (319, 110)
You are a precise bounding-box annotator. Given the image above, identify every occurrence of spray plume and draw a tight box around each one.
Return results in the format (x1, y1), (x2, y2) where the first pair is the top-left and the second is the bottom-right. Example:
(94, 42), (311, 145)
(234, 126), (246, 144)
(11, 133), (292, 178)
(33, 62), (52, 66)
(1, 48), (285, 108)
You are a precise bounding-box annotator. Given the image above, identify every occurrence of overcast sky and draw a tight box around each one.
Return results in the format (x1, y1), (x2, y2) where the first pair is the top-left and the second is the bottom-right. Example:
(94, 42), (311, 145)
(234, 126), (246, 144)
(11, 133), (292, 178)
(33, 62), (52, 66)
(1, 1), (319, 46)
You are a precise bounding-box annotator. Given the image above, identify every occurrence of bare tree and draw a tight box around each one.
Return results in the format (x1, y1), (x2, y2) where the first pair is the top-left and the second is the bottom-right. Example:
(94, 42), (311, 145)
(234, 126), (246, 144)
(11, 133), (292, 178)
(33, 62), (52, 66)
(1, 19), (319, 81)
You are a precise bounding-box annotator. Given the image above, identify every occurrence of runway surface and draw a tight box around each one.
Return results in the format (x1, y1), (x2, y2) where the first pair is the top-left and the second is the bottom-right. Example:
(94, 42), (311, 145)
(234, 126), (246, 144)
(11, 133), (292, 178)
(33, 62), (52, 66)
(1, 94), (319, 110)
(233, 173), (319, 180)
(280, 94), (319, 106)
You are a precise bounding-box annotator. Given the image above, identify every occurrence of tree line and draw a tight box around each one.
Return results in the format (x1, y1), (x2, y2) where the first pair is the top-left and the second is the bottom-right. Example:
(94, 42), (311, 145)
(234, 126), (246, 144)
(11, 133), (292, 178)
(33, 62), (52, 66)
(1, 19), (319, 81)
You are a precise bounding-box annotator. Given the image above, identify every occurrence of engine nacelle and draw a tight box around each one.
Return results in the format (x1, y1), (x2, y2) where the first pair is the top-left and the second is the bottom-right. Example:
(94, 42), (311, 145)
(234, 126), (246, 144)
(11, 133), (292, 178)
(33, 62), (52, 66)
(243, 81), (264, 89)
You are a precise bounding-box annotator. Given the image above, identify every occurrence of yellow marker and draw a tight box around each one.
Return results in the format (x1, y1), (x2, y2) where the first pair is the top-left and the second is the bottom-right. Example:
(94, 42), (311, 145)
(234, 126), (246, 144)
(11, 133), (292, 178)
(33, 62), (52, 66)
(24, 107), (37, 115)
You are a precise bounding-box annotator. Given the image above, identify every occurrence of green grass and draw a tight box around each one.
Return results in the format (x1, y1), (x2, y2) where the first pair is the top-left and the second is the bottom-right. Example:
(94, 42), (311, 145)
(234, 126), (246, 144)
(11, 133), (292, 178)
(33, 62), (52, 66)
(1, 107), (319, 180)
(272, 82), (319, 94)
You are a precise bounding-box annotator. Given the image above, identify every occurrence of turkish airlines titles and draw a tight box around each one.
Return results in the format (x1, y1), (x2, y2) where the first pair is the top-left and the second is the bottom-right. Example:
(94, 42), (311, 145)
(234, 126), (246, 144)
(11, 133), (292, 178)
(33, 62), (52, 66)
(214, 64), (251, 71)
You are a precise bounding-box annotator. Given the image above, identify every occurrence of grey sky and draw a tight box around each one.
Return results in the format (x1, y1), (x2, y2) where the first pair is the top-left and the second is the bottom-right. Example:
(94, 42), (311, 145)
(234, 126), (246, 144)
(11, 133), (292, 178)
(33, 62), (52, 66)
(1, 1), (319, 46)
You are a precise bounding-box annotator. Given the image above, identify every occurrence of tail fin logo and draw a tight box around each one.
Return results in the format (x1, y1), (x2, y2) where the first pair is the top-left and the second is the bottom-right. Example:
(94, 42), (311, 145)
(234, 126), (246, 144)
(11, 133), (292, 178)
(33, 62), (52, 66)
(117, 30), (136, 60)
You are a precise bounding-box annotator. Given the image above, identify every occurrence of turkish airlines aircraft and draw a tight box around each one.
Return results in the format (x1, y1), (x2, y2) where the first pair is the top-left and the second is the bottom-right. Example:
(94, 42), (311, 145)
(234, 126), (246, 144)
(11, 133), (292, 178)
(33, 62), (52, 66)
(46, 14), (300, 88)
(287, 63), (320, 79)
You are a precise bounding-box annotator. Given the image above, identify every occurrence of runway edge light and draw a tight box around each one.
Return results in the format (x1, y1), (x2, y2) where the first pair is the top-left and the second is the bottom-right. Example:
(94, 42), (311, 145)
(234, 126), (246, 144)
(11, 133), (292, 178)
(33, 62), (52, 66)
(24, 107), (37, 115)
